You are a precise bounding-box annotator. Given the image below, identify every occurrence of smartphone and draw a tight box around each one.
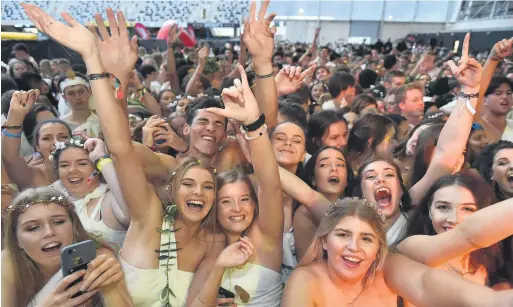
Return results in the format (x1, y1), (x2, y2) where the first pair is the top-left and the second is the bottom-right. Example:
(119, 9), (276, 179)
(61, 240), (96, 298)
(218, 287), (235, 299)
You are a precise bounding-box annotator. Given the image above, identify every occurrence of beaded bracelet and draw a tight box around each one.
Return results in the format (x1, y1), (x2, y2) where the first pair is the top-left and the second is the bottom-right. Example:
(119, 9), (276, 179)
(254, 72), (274, 79)
(1, 125), (22, 130)
(240, 123), (268, 141)
(87, 73), (124, 99)
(2, 129), (22, 138)
(458, 92), (478, 116)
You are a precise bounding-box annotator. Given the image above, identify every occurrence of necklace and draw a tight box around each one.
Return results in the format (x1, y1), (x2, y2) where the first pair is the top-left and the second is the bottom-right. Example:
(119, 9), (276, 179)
(346, 287), (364, 307)
(443, 262), (471, 276)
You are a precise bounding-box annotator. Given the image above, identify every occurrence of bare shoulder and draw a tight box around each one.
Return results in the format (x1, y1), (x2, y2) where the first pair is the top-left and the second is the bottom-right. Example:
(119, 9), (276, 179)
(289, 263), (321, 283)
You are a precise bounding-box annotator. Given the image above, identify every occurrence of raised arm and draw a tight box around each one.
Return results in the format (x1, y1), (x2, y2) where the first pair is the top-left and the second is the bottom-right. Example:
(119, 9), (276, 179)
(185, 47), (208, 95)
(384, 252), (513, 307)
(398, 196), (513, 267)
(473, 37), (513, 121)
(243, 0), (279, 129)
(128, 70), (162, 116)
(166, 24), (181, 91)
(1, 90), (45, 189)
(278, 166), (330, 221)
(409, 33), (482, 206)
(85, 138), (131, 227)
(207, 65), (283, 238)
(22, 4), (162, 223)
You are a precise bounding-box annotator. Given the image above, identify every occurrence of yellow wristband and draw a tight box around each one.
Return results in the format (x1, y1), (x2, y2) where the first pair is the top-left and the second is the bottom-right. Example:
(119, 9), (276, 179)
(96, 158), (113, 172)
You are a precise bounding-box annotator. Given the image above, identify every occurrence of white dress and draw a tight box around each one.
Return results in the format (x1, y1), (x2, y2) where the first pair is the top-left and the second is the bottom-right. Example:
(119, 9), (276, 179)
(220, 263), (283, 307)
(387, 213), (409, 246)
(120, 218), (194, 307)
(282, 227), (297, 283)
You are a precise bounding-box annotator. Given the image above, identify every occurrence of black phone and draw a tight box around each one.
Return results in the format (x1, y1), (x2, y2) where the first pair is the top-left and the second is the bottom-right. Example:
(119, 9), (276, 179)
(218, 286), (235, 299)
(61, 240), (96, 298)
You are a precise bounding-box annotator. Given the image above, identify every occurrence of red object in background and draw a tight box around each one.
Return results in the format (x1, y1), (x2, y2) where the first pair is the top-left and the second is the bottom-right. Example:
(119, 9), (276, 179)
(157, 21), (197, 47)
(134, 23), (150, 39)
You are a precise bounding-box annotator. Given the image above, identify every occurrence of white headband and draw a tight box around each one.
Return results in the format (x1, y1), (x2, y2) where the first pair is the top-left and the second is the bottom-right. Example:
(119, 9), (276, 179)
(60, 76), (90, 92)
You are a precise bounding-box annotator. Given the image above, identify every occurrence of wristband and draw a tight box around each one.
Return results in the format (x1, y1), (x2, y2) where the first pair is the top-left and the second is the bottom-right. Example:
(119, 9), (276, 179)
(2, 129), (22, 138)
(87, 73), (124, 99)
(137, 87), (148, 95)
(94, 154), (111, 166)
(96, 158), (113, 172)
(1, 125), (21, 130)
(254, 72), (274, 79)
(241, 123), (268, 141)
(458, 92), (478, 116)
(242, 114), (265, 132)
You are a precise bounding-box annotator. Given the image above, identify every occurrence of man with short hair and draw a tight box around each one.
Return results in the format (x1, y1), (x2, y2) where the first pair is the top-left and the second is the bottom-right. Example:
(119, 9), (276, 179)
(323, 72), (355, 110)
(10, 43), (38, 69)
(384, 70), (406, 92)
(57, 58), (70, 76)
(179, 96), (227, 165)
(59, 72), (100, 137)
(395, 83), (425, 128)
(138, 64), (159, 91)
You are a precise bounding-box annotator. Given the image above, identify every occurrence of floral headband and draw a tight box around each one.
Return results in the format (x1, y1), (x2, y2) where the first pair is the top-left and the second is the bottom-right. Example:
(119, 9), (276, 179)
(322, 197), (388, 229)
(6, 195), (70, 215)
(49, 138), (84, 161)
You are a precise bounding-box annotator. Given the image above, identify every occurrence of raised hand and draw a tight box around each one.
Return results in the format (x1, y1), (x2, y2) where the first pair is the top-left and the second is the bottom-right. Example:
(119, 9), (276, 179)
(154, 122), (186, 151)
(21, 3), (97, 59)
(39, 270), (99, 307)
(275, 64), (317, 96)
(6, 89), (40, 122)
(88, 8), (139, 83)
(79, 253), (124, 292)
(242, 0), (277, 63)
(206, 65), (260, 125)
(490, 37), (513, 61)
(215, 237), (255, 269)
(198, 46), (209, 67)
(445, 33), (482, 90)
(84, 138), (107, 162)
(167, 23), (180, 46)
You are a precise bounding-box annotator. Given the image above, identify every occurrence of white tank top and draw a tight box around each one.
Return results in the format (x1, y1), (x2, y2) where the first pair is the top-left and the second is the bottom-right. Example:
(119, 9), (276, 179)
(220, 262), (283, 307)
(119, 218), (194, 307)
(282, 227), (297, 283)
(74, 189), (126, 249)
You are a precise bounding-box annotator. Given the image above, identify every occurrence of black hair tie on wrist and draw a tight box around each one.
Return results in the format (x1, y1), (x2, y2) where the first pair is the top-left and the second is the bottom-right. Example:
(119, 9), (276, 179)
(243, 114), (266, 132)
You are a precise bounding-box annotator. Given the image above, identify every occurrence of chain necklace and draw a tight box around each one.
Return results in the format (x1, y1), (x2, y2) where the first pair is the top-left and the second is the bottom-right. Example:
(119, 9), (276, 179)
(346, 287), (365, 307)
(443, 262), (472, 276)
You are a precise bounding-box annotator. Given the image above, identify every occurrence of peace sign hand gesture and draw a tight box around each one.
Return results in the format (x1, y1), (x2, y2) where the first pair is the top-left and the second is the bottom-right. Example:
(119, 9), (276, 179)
(21, 3), (97, 60)
(445, 33), (482, 90)
(206, 65), (260, 126)
(243, 0), (277, 63)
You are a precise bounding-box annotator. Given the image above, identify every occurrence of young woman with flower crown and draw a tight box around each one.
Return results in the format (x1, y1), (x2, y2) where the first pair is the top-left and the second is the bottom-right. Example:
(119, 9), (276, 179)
(20, 3), (228, 306)
(283, 197), (513, 307)
(2, 90), (129, 248)
(1, 187), (133, 307)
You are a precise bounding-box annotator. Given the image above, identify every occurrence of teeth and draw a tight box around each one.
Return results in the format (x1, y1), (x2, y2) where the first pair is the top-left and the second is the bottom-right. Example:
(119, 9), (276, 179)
(376, 188), (390, 193)
(188, 200), (204, 206)
(343, 256), (362, 263)
(43, 242), (60, 249)
(69, 178), (82, 182)
(202, 136), (214, 141)
(229, 216), (244, 221)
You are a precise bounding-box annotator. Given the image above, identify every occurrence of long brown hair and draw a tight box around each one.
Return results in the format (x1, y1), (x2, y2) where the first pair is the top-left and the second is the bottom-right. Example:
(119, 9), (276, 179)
(299, 197), (388, 287)
(3, 187), (104, 306)
(167, 157), (219, 237)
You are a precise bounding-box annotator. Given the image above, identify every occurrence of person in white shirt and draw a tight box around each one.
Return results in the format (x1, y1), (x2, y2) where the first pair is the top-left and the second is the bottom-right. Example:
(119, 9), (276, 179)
(322, 72), (355, 110)
(480, 77), (513, 143)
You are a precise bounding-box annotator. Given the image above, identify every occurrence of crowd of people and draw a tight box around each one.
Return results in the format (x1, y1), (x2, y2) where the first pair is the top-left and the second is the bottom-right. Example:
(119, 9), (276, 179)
(1, 1), (513, 306)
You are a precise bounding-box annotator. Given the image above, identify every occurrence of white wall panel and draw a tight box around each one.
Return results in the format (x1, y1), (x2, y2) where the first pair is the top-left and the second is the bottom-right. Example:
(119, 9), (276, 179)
(381, 22), (445, 41)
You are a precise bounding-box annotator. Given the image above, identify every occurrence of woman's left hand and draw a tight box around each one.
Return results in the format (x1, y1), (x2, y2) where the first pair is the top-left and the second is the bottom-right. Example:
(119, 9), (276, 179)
(215, 237), (256, 269)
(206, 65), (260, 126)
(84, 138), (107, 163)
(79, 253), (124, 292)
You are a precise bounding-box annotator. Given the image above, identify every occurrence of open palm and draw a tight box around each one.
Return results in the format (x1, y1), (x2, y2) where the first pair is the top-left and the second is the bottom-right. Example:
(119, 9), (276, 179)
(21, 3), (97, 59)
(88, 8), (139, 82)
(243, 0), (277, 62)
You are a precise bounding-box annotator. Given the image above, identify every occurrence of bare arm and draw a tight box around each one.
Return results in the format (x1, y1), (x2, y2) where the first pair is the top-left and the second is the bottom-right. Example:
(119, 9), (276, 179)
(166, 24), (181, 91)
(282, 267), (315, 307)
(398, 196), (513, 267)
(279, 166), (330, 220)
(243, 1), (279, 129)
(384, 252), (513, 307)
(185, 47), (208, 95)
(410, 34), (481, 206)
(473, 37), (513, 121)
(1, 252), (15, 307)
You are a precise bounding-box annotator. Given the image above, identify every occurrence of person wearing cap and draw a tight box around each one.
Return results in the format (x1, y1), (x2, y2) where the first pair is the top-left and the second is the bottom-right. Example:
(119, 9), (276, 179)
(10, 43), (38, 70)
(58, 72), (100, 138)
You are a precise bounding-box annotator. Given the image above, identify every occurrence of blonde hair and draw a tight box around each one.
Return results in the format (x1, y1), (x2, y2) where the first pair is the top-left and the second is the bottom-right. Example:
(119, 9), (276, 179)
(3, 187), (104, 306)
(299, 197), (388, 286)
(167, 157), (218, 236)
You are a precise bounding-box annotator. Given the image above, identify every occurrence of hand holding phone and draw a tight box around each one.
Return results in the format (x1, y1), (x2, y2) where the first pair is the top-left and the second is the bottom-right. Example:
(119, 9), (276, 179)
(61, 240), (96, 298)
(218, 287), (236, 306)
(38, 270), (99, 307)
